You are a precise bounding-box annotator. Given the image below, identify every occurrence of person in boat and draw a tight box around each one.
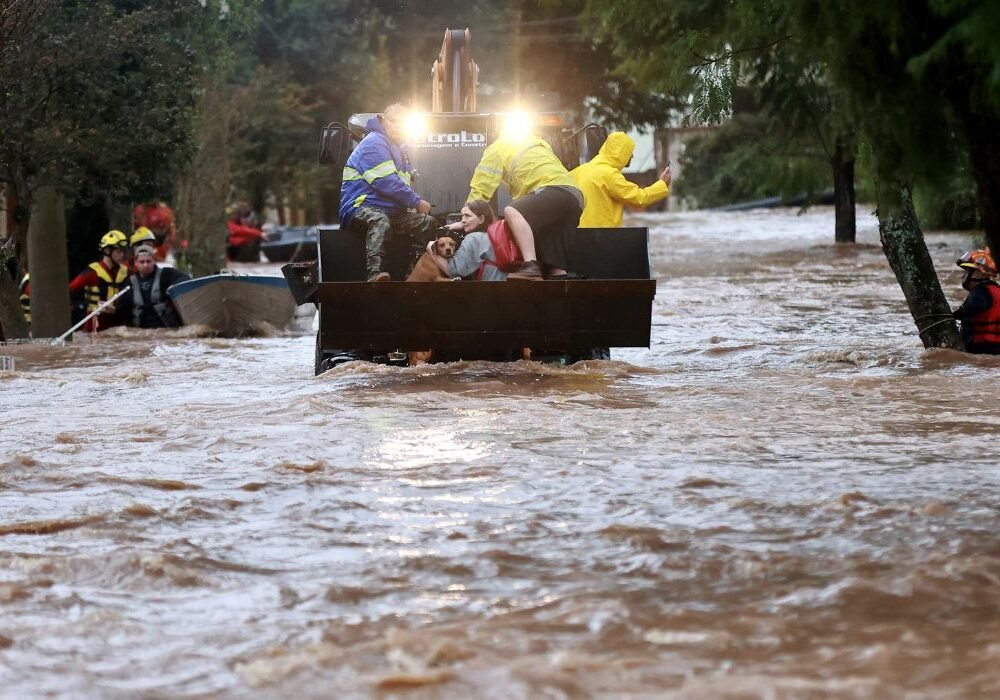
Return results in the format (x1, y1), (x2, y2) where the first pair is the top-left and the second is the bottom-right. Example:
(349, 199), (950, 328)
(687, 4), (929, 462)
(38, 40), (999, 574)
(128, 227), (157, 271)
(953, 248), (1000, 355)
(426, 200), (508, 281)
(226, 201), (269, 263)
(467, 128), (583, 280)
(570, 131), (671, 227)
(68, 230), (131, 332)
(132, 201), (178, 263)
(339, 103), (438, 281)
(117, 245), (190, 329)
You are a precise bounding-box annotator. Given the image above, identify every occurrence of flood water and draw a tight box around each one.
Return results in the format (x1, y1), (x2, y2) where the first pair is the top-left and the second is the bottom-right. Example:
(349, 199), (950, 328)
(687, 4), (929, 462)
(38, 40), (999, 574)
(1, 206), (998, 698)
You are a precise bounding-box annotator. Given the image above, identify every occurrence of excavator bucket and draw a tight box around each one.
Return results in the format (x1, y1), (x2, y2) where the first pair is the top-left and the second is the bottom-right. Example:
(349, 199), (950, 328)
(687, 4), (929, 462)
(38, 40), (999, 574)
(312, 226), (655, 366)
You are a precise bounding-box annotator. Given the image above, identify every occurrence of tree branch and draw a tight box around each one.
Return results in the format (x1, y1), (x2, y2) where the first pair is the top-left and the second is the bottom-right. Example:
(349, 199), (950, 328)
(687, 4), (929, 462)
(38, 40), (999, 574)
(688, 35), (794, 68)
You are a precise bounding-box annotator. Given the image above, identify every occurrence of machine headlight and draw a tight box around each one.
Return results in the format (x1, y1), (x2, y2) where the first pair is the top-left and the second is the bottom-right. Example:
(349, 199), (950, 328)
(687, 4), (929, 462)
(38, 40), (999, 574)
(402, 112), (428, 142)
(500, 110), (535, 141)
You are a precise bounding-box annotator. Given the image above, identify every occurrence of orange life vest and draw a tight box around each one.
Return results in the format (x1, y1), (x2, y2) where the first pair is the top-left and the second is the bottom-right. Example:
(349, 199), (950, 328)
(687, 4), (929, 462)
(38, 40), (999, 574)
(969, 283), (1000, 345)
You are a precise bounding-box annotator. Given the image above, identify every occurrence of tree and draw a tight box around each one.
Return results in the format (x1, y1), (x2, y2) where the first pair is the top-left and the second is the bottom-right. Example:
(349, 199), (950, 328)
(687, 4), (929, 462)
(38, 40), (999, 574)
(581, 0), (859, 241)
(582, 0), (1000, 349)
(0, 0), (237, 335)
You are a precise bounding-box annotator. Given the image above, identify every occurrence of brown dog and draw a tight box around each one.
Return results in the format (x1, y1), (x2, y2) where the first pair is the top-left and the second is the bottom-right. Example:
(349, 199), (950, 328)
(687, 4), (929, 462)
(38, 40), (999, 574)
(407, 235), (458, 365)
(406, 235), (458, 283)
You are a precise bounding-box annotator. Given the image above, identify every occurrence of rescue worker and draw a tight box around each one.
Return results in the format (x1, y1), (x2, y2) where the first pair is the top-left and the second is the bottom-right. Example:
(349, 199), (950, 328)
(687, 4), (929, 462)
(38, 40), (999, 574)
(68, 230), (130, 332)
(131, 226), (157, 251)
(18, 273), (30, 325)
(953, 248), (1000, 354)
(339, 103), (437, 281)
(467, 126), (583, 280)
(132, 201), (178, 262)
(118, 245), (189, 329)
(226, 202), (268, 262)
(570, 132), (671, 227)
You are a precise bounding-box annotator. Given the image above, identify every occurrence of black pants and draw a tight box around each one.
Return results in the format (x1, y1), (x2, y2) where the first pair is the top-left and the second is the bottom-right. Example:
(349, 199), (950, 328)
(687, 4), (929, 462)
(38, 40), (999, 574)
(508, 186), (582, 271)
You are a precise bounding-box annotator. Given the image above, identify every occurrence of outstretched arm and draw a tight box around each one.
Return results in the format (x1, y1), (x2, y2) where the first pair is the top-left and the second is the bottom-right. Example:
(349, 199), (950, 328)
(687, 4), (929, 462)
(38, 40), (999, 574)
(608, 167), (670, 208)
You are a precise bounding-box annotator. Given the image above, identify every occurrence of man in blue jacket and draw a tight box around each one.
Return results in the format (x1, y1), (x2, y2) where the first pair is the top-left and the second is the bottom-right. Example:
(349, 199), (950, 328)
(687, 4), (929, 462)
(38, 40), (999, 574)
(339, 103), (436, 281)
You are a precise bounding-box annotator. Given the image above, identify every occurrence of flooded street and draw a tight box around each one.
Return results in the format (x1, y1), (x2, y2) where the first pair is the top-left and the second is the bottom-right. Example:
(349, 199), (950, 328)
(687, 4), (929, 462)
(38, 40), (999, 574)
(2, 207), (998, 698)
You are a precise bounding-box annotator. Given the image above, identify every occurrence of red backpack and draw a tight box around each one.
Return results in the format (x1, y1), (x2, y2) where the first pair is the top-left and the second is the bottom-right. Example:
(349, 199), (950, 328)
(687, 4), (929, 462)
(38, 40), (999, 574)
(486, 219), (522, 271)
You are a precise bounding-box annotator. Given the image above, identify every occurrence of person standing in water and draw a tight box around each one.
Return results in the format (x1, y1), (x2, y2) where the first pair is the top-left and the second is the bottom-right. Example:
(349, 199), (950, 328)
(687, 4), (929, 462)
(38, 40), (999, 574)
(953, 248), (1000, 354)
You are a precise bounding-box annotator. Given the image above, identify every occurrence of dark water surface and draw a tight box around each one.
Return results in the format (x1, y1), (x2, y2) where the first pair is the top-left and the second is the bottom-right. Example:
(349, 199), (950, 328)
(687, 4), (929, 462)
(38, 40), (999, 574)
(2, 207), (998, 698)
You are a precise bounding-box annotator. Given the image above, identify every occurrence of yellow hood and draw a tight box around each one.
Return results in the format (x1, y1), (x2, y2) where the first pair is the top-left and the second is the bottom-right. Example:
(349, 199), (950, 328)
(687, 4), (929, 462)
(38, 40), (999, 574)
(597, 132), (635, 170)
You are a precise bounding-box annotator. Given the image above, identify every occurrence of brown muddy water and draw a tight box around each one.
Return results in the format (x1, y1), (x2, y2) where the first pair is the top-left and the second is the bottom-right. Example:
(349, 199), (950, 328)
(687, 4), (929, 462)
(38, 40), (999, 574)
(1, 207), (998, 699)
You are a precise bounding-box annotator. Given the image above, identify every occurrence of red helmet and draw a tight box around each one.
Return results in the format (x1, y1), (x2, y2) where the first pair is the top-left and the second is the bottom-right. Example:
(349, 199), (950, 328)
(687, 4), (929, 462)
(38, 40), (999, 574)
(133, 202), (175, 230)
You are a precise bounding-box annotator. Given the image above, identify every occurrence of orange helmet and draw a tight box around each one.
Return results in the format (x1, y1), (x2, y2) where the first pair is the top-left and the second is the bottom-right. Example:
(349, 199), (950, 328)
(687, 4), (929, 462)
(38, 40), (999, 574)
(956, 248), (996, 278)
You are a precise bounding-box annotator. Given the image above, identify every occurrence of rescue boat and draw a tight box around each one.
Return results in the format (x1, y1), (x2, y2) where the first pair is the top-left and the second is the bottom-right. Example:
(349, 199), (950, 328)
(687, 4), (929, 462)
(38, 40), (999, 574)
(166, 273), (296, 336)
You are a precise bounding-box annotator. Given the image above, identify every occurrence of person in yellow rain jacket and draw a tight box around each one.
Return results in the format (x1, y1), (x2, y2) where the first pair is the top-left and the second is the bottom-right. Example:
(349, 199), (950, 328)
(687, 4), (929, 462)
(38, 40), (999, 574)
(570, 132), (671, 228)
(468, 131), (583, 280)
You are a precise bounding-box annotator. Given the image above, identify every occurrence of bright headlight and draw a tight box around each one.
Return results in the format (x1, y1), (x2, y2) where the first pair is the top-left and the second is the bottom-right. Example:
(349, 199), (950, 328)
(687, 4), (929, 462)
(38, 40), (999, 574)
(402, 112), (428, 142)
(501, 110), (535, 141)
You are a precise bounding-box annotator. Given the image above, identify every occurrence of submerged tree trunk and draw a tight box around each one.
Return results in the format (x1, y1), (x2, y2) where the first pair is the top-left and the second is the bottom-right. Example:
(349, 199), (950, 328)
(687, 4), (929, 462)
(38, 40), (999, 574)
(0, 183), (30, 340)
(27, 186), (71, 338)
(878, 185), (963, 350)
(832, 133), (857, 243)
(0, 255), (29, 341)
(174, 74), (230, 278)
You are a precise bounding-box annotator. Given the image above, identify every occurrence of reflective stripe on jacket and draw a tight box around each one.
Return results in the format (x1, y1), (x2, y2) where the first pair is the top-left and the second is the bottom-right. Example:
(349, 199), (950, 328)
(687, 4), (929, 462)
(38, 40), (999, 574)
(969, 283), (1000, 345)
(468, 136), (578, 202)
(338, 117), (420, 224)
(570, 132), (669, 228)
(84, 262), (128, 312)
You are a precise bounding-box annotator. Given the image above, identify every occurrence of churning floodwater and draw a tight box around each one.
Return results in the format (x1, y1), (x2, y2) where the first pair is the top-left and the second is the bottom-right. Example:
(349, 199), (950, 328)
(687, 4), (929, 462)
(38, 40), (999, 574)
(1, 206), (998, 699)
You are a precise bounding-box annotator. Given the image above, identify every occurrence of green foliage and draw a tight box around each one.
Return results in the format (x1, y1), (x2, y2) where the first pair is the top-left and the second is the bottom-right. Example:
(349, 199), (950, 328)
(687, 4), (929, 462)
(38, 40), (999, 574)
(679, 113), (832, 208)
(583, 0), (859, 215)
(0, 1), (236, 210)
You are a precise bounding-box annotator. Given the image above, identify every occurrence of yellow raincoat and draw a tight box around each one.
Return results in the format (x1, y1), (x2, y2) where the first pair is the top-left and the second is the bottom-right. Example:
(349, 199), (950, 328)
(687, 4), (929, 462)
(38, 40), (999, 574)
(570, 132), (669, 227)
(467, 136), (578, 203)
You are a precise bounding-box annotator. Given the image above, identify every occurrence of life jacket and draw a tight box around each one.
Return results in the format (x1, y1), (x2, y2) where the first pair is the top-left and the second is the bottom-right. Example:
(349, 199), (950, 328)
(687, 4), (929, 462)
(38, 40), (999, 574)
(19, 273), (30, 324)
(129, 267), (179, 327)
(968, 283), (1000, 345)
(84, 261), (129, 312)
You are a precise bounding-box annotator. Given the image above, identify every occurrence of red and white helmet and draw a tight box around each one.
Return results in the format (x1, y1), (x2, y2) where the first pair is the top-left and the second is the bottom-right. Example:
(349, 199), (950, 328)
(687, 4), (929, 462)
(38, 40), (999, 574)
(956, 248), (996, 278)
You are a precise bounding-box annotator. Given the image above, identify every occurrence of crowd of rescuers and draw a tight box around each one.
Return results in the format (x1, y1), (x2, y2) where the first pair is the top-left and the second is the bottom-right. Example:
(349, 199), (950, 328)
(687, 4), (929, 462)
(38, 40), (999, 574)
(21, 198), (266, 334)
(340, 102), (673, 285)
(63, 228), (190, 332)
